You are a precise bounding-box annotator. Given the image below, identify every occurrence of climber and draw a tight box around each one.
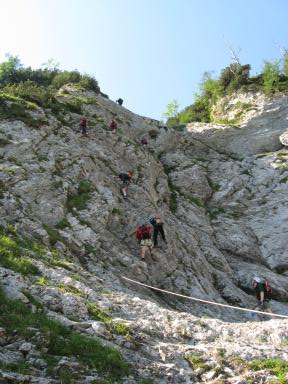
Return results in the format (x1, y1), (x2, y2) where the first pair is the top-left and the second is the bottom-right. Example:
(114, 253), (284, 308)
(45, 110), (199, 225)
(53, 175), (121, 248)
(140, 137), (148, 146)
(149, 216), (167, 247)
(114, 170), (133, 198)
(136, 223), (153, 260)
(251, 276), (273, 319)
(79, 118), (87, 135)
(110, 119), (117, 133)
(116, 98), (123, 106)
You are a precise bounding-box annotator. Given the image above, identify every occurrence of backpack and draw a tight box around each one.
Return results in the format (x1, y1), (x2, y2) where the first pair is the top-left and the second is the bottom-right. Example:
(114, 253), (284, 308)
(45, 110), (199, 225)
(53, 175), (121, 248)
(136, 224), (152, 241)
(264, 279), (272, 298)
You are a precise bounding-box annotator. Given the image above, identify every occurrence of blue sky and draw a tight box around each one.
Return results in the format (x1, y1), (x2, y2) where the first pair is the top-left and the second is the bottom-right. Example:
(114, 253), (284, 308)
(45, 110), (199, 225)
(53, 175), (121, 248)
(0, 0), (288, 119)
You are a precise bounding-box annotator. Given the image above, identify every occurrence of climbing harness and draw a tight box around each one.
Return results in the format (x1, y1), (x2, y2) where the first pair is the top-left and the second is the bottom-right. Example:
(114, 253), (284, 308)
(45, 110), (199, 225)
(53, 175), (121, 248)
(121, 276), (288, 319)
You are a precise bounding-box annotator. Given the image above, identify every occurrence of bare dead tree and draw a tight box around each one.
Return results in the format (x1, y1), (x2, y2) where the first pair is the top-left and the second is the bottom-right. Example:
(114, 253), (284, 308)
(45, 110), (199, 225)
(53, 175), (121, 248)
(274, 41), (288, 56)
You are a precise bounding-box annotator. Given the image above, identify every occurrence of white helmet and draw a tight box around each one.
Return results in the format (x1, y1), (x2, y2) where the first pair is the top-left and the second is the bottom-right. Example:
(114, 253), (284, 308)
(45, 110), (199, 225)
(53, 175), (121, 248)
(253, 276), (261, 283)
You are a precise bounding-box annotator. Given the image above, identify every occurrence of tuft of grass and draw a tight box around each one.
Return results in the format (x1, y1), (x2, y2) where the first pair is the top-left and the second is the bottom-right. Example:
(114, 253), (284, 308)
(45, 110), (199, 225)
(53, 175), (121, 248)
(0, 229), (39, 275)
(43, 224), (65, 246)
(185, 354), (211, 371)
(163, 163), (177, 174)
(0, 361), (32, 375)
(188, 196), (204, 207)
(22, 290), (44, 310)
(249, 358), (288, 383)
(207, 177), (220, 192)
(0, 95), (46, 128)
(58, 284), (86, 298)
(66, 180), (94, 211)
(139, 379), (155, 384)
(86, 301), (111, 323)
(208, 206), (225, 220)
(35, 276), (49, 286)
(167, 178), (178, 213)
(55, 218), (70, 229)
(0, 288), (130, 380)
(109, 322), (130, 337)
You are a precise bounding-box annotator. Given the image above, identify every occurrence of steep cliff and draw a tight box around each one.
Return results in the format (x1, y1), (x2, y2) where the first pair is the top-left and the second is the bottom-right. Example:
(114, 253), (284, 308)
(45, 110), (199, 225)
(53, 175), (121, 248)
(0, 87), (288, 383)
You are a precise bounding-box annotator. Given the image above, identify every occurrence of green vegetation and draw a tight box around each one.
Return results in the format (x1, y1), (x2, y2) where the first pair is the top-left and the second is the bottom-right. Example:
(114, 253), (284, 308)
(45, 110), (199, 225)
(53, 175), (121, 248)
(58, 283), (86, 298)
(0, 227), (39, 275)
(139, 379), (155, 384)
(185, 354), (210, 371)
(0, 54), (100, 95)
(188, 196), (204, 207)
(35, 276), (49, 286)
(0, 92), (47, 127)
(0, 225), (71, 275)
(0, 288), (130, 381)
(249, 358), (288, 383)
(208, 206), (225, 220)
(110, 322), (130, 337)
(22, 290), (44, 310)
(43, 224), (65, 246)
(86, 301), (112, 323)
(66, 180), (94, 211)
(166, 52), (288, 127)
(167, 178), (178, 213)
(55, 217), (70, 229)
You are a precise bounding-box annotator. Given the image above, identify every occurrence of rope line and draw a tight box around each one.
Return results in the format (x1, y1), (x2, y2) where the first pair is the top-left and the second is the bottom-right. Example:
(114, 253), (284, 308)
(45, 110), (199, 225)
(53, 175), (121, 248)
(121, 276), (288, 319)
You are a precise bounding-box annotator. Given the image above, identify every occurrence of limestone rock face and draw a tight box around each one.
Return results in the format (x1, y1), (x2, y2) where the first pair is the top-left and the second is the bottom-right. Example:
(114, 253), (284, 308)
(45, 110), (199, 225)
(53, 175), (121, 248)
(1, 87), (288, 383)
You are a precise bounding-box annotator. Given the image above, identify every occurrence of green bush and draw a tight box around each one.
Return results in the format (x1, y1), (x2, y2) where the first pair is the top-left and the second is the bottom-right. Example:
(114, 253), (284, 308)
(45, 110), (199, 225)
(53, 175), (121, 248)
(52, 70), (81, 89)
(79, 74), (100, 93)
(2, 81), (54, 106)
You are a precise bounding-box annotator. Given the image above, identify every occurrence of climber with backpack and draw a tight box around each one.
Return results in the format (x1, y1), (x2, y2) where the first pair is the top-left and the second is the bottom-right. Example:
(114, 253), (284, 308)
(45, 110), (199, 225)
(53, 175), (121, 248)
(79, 118), (88, 136)
(109, 119), (117, 133)
(251, 276), (273, 319)
(116, 98), (123, 106)
(114, 170), (133, 199)
(136, 223), (153, 260)
(149, 215), (167, 247)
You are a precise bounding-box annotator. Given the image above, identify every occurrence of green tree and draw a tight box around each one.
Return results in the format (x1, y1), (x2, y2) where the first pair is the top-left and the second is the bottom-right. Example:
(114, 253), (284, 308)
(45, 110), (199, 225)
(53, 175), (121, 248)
(262, 60), (280, 94)
(162, 99), (179, 121)
(0, 54), (22, 86)
(283, 53), (288, 77)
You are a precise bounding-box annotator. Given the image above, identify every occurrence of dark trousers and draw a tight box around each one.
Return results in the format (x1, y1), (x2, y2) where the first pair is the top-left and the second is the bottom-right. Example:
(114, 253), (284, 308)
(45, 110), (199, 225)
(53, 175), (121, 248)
(153, 225), (166, 246)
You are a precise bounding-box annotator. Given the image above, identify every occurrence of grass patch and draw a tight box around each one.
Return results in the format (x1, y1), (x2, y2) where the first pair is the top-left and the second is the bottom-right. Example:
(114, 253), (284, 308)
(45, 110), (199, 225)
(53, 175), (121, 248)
(185, 354), (211, 371)
(58, 284), (86, 298)
(188, 196), (204, 207)
(0, 288), (130, 381)
(111, 207), (122, 215)
(139, 379), (155, 384)
(163, 163), (177, 174)
(0, 228), (39, 275)
(207, 177), (220, 192)
(21, 290), (44, 310)
(0, 94), (46, 128)
(167, 178), (178, 213)
(66, 180), (94, 211)
(86, 301), (112, 323)
(55, 218), (70, 229)
(0, 361), (32, 375)
(110, 322), (130, 337)
(43, 224), (65, 246)
(208, 206), (225, 220)
(34, 276), (49, 286)
(249, 358), (288, 383)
